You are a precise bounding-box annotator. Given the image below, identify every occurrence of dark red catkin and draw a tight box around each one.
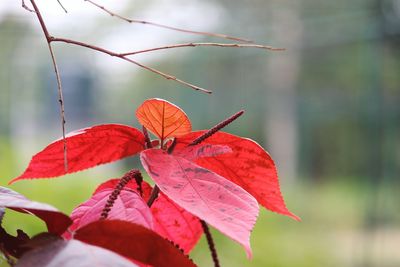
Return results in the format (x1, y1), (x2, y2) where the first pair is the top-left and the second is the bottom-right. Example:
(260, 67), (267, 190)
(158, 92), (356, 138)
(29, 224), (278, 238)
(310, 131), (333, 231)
(100, 169), (143, 219)
(189, 110), (244, 146)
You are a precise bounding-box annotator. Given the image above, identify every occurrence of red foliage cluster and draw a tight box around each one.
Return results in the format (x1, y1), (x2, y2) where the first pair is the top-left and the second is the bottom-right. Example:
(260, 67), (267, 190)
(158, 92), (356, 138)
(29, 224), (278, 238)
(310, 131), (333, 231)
(1, 98), (298, 266)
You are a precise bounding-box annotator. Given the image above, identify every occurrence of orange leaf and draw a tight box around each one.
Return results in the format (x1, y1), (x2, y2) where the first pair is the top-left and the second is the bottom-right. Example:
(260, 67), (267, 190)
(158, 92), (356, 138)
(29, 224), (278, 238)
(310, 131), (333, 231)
(136, 98), (191, 141)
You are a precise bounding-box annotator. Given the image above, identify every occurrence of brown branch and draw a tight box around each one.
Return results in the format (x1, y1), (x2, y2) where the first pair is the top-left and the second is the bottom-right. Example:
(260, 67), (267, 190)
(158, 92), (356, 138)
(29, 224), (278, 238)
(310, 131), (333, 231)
(84, 0), (252, 43)
(49, 37), (212, 94)
(30, 0), (68, 171)
(22, 0), (35, 13)
(56, 0), (68, 13)
(121, 42), (285, 56)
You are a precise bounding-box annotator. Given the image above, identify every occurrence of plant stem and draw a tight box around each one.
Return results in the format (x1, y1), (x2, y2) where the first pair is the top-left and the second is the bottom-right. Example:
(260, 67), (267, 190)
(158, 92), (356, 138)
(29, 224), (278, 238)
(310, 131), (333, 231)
(121, 42), (284, 56)
(29, 0), (68, 171)
(147, 186), (160, 207)
(201, 220), (220, 267)
(85, 0), (252, 43)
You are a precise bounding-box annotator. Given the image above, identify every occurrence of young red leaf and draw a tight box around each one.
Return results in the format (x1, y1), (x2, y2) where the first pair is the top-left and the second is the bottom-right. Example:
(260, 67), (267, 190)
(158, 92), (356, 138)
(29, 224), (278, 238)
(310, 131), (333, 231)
(93, 178), (202, 253)
(10, 124), (145, 183)
(176, 131), (300, 221)
(0, 187), (72, 235)
(136, 98), (191, 141)
(140, 149), (259, 257)
(65, 187), (153, 239)
(74, 220), (196, 267)
(16, 237), (139, 267)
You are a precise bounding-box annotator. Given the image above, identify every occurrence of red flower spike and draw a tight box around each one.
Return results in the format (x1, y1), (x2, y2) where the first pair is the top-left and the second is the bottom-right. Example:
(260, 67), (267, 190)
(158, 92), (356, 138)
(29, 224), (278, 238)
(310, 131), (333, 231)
(74, 220), (196, 267)
(16, 238), (139, 267)
(136, 98), (191, 141)
(175, 131), (300, 221)
(140, 149), (259, 258)
(10, 124), (145, 183)
(91, 178), (202, 253)
(65, 188), (153, 239)
(0, 187), (72, 235)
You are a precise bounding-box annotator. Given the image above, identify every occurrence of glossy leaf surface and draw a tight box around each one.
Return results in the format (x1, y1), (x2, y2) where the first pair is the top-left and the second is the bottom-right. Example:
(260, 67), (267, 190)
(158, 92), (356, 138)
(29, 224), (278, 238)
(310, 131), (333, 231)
(0, 187), (72, 235)
(75, 220), (196, 267)
(66, 187), (153, 238)
(10, 124), (145, 183)
(136, 98), (191, 140)
(141, 149), (259, 257)
(93, 179), (202, 253)
(175, 131), (300, 221)
(16, 238), (138, 267)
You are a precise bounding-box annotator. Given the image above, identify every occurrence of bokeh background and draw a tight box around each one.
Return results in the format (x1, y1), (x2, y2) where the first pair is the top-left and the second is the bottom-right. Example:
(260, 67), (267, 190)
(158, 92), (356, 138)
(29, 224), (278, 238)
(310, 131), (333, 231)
(1, 0), (399, 266)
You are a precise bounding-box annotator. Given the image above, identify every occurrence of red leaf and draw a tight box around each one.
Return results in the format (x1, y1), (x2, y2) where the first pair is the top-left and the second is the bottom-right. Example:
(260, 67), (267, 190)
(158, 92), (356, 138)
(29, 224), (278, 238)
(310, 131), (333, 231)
(65, 187), (153, 239)
(175, 131), (300, 221)
(173, 143), (232, 161)
(0, 187), (72, 235)
(92, 179), (202, 253)
(136, 98), (191, 141)
(10, 124), (145, 183)
(140, 149), (259, 257)
(16, 237), (139, 267)
(151, 192), (202, 254)
(75, 220), (196, 267)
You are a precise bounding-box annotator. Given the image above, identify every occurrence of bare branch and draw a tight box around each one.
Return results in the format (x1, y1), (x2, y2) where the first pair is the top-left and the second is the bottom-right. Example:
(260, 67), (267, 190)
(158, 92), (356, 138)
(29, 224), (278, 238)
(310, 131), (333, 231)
(50, 37), (212, 93)
(22, 0), (35, 13)
(56, 0), (68, 13)
(84, 0), (253, 43)
(121, 42), (285, 56)
(30, 0), (68, 171)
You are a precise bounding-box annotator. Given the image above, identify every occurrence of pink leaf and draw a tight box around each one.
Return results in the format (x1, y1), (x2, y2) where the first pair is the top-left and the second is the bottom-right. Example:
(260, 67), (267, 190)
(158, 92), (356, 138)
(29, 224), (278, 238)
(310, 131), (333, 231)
(65, 187), (153, 239)
(10, 124), (145, 183)
(140, 149), (259, 257)
(92, 178), (202, 253)
(16, 237), (139, 267)
(0, 187), (72, 235)
(175, 131), (300, 221)
(75, 220), (196, 267)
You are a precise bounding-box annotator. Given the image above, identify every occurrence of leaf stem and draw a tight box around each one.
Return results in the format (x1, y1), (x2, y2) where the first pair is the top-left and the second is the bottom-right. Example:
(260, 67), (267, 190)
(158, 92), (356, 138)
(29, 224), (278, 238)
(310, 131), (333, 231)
(147, 186), (160, 207)
(142, 126), (152, 149)
(201, 220), (220, 267)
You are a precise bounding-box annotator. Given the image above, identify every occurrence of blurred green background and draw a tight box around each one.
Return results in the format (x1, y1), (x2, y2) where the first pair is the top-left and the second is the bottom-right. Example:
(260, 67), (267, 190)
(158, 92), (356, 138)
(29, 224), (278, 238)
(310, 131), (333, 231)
(1, 0), (399, 266)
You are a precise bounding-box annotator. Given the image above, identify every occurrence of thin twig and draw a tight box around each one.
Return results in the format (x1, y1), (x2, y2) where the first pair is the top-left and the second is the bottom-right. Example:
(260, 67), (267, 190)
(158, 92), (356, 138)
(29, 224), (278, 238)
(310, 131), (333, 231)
(121, 42), (285, 56)
(84, 0), (252, 43)
(22, 0), (35, 12)
(30, 0), (68, 171)
(201, 220), (220, 267)
(56, 0), (68, 13)
(190, 110), (244, 146)
(49, 37), (212, 94)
